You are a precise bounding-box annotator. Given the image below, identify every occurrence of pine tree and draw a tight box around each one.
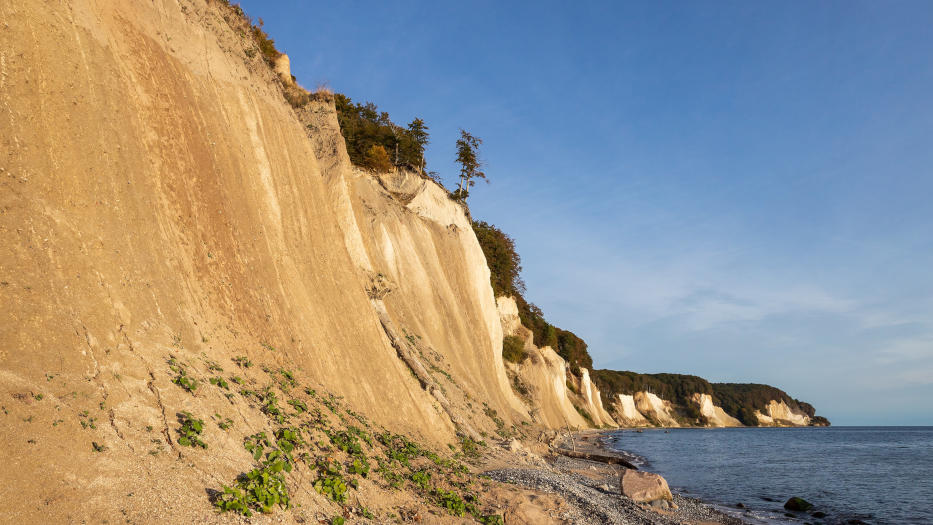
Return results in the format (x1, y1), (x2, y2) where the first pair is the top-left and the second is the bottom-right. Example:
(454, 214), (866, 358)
(454, 129), (485, 201)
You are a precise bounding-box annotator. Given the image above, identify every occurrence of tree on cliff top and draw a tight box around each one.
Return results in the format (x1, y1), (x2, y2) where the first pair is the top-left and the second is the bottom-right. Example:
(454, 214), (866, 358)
(453, 130), (485, 201)
(406, 118), (429, 174)
(334, 94), (429, 173)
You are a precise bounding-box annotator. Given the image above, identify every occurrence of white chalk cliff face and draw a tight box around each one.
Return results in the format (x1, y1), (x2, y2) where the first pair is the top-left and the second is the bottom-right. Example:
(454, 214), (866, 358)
(612, 394), (650, 426)
(692, 393), (742, 427)
(496, 297), (588, 428)
(634, 392), (681, 427)
(756, 400), (811, 426)
(579, 368), (618, 427)
(303, 98), (530, 436)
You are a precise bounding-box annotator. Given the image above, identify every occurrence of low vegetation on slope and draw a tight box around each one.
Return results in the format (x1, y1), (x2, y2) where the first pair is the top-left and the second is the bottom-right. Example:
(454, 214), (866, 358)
(184, 354), (506, 522)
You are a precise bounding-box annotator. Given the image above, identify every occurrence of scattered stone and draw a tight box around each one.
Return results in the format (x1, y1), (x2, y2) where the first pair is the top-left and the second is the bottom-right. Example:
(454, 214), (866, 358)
(648, 499), (678, 510)
(485, 455), (745, 525)
(620, 469), (673, 503)
(785, 496), (814, 511)
(812, 511), (826, 518)
(735, 503), (745, 508)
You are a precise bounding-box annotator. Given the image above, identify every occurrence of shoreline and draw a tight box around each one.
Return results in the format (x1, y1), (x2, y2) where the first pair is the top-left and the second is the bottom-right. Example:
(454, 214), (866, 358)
(482, 429), (748, 525)
(564, 429), (751, 524)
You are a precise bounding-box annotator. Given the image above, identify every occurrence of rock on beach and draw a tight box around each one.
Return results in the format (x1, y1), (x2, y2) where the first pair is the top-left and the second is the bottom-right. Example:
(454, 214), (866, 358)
(620, 469), (673, 503)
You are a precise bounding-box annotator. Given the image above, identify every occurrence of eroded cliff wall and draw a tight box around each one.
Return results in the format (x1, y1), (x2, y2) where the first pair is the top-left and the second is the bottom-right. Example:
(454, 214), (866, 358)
(0, 0), (524, 520)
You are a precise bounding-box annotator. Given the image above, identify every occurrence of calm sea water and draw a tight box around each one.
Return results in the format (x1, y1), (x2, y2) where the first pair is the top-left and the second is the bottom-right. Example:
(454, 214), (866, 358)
(603, 427), (933, 525)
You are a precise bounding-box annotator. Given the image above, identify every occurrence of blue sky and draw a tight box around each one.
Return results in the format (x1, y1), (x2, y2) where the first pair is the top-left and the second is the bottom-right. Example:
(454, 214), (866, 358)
(237, 1), (933, 425)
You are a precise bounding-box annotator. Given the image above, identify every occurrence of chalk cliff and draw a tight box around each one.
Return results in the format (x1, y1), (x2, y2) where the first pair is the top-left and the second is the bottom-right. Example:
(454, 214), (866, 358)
(0, 0), (828, 521)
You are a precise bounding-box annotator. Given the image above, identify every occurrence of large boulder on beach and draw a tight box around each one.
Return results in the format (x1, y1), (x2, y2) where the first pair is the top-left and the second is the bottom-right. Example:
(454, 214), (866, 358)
(620, 469), (673, 503)
(784, 497), (813, 511)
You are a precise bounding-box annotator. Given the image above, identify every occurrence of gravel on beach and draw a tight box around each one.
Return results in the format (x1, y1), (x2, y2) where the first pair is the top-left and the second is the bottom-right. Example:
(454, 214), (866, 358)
(485, 455), (747, 525)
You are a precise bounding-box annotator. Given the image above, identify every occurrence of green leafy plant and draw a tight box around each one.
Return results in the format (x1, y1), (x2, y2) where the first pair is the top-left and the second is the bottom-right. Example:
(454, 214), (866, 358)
(78, 410), (96, 429)
(244, 432), (273, 461)
(287, 399), (307, 413)
(177, 412), (207, 448)
(279, 369), (296, 387)
(378, 431), (422, 466)
(347, 456), (370, 477)
(232, 356), (252, 368)
(314, 473), (348, 503)
(214, 460), (290, 517)
(410, 470), (431, 491)
(327, 429), (363, 455)
(434, 488), (466, 516)
(459, 435), (485, 458)
(260, 388), (286, 423)
(172, 371), (198, 393)
(209, 376), (229, 390)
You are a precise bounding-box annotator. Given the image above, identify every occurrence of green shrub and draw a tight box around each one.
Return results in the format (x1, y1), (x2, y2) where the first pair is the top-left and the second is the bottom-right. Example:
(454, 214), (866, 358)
(177, 412), (207, 448)
(214, 460), (290, 516)
(347, 456), (370, 477)
(459, 435), (485, 458)
(434, 488), (466, 516)
(410, 469), (431, 491)
(502, 335), (527, 364)
(314, 473), (348, 503)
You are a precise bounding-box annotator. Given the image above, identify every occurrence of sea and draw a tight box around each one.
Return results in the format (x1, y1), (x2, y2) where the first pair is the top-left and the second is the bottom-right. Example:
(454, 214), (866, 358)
(603, 426), (933, 525)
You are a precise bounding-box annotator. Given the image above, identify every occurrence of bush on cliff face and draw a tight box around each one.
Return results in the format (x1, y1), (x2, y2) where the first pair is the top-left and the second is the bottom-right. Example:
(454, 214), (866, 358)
(556, 329), (592, 374)
(501, 336), (527, 364)
(250, 19), (282, 65)
(471, 220), (524, 298)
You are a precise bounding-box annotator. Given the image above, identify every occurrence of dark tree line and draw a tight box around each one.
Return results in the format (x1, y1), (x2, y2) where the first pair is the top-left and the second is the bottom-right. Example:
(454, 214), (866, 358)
(711, 383), (814, 426)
